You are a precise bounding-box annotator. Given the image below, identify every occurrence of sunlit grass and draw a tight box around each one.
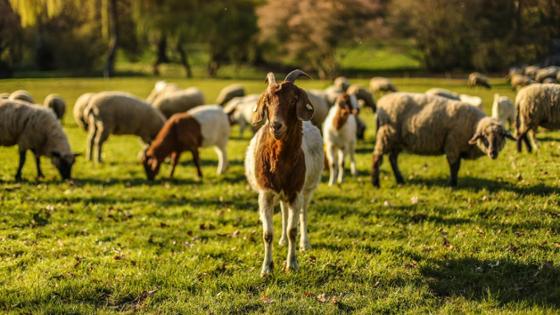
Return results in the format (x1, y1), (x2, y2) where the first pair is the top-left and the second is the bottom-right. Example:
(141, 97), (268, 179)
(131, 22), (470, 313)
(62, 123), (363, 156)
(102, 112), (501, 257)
(1, 77), (559, 313)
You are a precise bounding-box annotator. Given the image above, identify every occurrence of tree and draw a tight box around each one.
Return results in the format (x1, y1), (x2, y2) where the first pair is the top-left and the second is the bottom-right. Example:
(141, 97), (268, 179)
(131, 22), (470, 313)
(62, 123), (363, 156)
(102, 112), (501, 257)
(258, 0), (385, 78)
(0, 0), (22, 77)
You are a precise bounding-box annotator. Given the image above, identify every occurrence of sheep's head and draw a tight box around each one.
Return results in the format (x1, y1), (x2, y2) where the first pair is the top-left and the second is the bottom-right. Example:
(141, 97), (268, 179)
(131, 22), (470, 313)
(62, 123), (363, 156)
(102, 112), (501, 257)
(252, 70), (314, 140)
(333, 93), (358, 129)
(51, 151), (79, 180)
(142, 149), (161, 181)
(468, 118), (515, 159)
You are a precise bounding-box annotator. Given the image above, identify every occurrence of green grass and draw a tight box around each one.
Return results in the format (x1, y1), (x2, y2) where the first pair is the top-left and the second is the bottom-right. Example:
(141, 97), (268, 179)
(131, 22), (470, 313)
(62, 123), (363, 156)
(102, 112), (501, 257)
(1, 77), (560, 313)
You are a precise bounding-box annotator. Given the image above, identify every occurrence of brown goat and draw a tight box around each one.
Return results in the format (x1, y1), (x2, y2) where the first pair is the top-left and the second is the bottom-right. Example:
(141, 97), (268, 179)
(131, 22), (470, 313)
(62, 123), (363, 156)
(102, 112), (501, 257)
(245, 70), (324, 276)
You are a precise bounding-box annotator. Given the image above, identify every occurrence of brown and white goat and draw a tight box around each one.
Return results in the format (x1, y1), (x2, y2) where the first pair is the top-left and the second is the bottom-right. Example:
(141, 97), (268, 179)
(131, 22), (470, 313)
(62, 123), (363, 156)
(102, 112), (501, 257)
(323, 93), (358, 186)
(143, 105), (230, 180)
(245, 70), (324, 276)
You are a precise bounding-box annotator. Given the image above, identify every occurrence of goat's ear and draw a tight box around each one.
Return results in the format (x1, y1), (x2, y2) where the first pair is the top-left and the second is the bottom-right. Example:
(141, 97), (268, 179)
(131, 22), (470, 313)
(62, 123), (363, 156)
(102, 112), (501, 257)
(251, 94), (267, 125)
(296, 89), (314, 121)
(468, 132), (482, 144)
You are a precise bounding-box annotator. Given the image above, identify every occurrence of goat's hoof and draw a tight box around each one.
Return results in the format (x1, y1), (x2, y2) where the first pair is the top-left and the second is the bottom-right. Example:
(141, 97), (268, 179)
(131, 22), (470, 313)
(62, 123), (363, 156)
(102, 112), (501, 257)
(260, 264), (274, 277)
(300, 241), (311, 251)
(284, 259), (299, 273)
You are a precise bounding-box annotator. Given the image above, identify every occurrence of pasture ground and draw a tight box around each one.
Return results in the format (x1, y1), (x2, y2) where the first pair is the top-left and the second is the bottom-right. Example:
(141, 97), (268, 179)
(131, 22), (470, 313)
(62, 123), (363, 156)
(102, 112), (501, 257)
(1, 77), (559, 313)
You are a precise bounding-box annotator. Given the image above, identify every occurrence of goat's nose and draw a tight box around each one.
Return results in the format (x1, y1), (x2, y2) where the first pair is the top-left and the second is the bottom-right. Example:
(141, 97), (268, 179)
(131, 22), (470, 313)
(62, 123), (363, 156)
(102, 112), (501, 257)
(272, 121), (283, 131)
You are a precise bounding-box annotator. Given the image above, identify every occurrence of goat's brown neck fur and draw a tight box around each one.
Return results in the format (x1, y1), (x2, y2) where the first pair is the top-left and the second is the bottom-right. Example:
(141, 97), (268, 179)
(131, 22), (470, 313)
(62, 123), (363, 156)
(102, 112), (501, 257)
(255, 120), (305, 202)
(333, 107), (350, 130)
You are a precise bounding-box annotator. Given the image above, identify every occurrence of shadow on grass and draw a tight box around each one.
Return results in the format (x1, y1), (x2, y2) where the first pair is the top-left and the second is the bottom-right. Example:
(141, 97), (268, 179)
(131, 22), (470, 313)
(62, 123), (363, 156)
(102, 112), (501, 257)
(422, 258), (560, 308)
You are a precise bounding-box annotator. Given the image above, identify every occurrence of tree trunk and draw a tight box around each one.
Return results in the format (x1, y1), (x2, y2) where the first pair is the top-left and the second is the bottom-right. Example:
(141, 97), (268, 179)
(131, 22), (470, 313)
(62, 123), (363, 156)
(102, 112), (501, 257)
(176, 40), (192, 78)
(152, 33), (169, 76)
(104, 0), (119, 78)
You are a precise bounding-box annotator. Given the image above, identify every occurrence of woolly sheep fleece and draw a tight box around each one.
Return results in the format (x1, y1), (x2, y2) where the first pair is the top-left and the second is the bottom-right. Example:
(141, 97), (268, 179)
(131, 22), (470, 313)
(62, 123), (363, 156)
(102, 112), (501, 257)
(516, 84), (560, 132)
(43, 94), (66, 120)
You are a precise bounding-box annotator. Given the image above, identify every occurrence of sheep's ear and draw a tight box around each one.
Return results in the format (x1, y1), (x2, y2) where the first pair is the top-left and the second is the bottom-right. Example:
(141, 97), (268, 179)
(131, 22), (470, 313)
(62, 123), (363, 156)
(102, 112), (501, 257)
(296, 89), (314, 121)
(251, 94), (267, 125)
(468, 133), (482, 145)
(51, 151), (61, 158)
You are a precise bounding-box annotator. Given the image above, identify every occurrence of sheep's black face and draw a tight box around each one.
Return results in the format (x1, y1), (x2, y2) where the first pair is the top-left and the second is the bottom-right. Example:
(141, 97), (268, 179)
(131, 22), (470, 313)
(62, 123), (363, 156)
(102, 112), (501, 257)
(142, 155), (160, 181)
(469, 121), (515, 159)
(51, 152), (77, 180)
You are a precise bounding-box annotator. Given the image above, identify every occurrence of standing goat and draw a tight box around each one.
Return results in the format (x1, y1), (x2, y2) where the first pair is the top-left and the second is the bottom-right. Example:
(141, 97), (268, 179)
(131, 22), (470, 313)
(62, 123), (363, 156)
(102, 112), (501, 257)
(245, 70), (323, 276)
(323, 93), (358, 186)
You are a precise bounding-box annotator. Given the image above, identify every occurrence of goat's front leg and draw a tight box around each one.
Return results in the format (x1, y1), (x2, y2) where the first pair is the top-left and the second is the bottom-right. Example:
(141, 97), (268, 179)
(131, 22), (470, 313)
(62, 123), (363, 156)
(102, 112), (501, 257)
(337, 149), (345, 184)
(259, 192), (275, 277)
(15, 149), (26, 181)
(169, 151), (181, 178)
(278, 201), (288, 246)
(285, 194), (303, 272)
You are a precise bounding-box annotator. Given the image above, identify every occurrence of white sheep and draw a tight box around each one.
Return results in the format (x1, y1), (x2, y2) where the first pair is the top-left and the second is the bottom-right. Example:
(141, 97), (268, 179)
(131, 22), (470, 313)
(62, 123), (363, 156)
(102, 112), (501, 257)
(524, 65), (539, 79)
(216, 84), (246, 106)
(245, 70), (323, 276)
(369, 77), (397, 93)
(43, 94), (66, 121)
(146, 80), (180, 104)
(535, 66), (559, 83)
(323, 93), (358, 186)
(9, 90), (34, 103)
(0, 100), (78, 180)
(143, 105), (230, 180)
(510, 74), (534, 91)
(515, 84), (560, 153)
(224, 94), (259, 137)
(84, 91), (166, 163)
(426, 88), (483, 109)
(73, 93), (96, 131)
(152, 87), (205, 118)
(347, 84), (376, 112)
(491, 94), (515, 130)
(372, 93), (514, 187)
(467, 72), (491, 89)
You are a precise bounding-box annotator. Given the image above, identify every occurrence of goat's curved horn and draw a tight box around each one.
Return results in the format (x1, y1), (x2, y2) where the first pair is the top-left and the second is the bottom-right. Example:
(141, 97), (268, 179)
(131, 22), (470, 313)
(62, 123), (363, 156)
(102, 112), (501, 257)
(265, 72), (276, 86)
(284, 69), (311, 83)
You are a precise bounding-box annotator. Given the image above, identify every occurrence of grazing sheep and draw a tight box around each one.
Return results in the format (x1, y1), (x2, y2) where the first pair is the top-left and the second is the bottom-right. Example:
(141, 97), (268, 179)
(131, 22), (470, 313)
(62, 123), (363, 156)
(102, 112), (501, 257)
(515, 84), (560, 153)
(492, 94), (515, 130)
(369, 77), (397, 93)
(152, 87), (205, 118)
(143, 105), (230, 180)
(73, 93), (96, 131)
(84, 92), (166, 163)
(0, 100), (78, 180)
(535, 66), (559, 83)
(507, 67), (523, 81)
(372, 93), (514, 187)
(323, 93), (358, 186)
(216, 84), (246, 106)
(245, 70), (323, 276)
(347, 84), (376, 112)
(146, 80), (180, 104)
(426, 88), (483, 109)
(224, 94), (260, 137)
(543, 78), (557, 84)
(468, 72), (491, 89)
(43, 94), (66, 121)
(524, 65), (539, 79)
(510, 74), (534, 91)
(334, 76), (350, 91)
(425, 88), (460, 100)
(9, 90), (34, 103)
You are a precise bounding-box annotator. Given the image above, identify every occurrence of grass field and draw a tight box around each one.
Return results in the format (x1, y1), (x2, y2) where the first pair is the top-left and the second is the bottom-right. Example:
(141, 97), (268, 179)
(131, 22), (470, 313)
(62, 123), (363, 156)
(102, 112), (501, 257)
(1, 77), (560, 313)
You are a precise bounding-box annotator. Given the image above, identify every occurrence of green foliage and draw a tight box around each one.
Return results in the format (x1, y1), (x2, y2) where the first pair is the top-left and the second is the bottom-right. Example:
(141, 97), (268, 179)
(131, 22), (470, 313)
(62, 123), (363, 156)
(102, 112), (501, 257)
(1, 77), (560, 313)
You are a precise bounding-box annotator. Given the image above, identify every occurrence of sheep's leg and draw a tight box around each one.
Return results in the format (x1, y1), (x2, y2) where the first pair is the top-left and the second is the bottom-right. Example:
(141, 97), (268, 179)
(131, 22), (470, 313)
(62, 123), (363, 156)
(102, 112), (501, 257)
(86, 124), (98, 162)
(528, 129), (538, 151)
(15, 149), (26, 181)
(326, 144), (338, 186)
(169, 151), (181, 178)
(278, 201), (288, 246)
(517, 129), (532, 153)
(337, 149), (345, 184)
(349, 142), (357, 176)
(33, 151), (44, 179)
(239, 120), (246, 138)
(214, 144), (228, 175)
(447, 157), (461, 187)
(371, 154), (383, 188)
(191, 149), (203, 180)
(259, 192), (275, 276)
(94, 124), (109, 163)
(389, 151), (404, 184)
(285, 194), (302, 272)
(299, 191), (312, 251)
